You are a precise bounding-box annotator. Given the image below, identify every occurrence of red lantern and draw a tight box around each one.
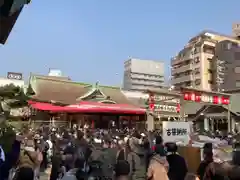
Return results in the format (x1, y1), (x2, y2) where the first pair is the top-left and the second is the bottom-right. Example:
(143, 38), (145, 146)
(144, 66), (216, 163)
(149, 103), (155, 110)
(213, 96), (219, 104)
(149, 93), (155, 110)
(190, 93), (196, 101)
(184, 93), (190, 100)
(222, 97), (230, 105)
(195, 94), (201, 102)
(176, 103), (180, 113)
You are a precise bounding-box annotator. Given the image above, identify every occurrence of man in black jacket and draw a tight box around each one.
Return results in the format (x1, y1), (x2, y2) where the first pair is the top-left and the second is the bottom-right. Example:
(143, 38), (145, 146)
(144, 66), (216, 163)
(166, 142), (188, 180)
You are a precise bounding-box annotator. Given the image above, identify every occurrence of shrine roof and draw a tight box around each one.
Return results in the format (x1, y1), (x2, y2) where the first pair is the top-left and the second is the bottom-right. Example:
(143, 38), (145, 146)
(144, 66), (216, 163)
(29, 74), (133, 105)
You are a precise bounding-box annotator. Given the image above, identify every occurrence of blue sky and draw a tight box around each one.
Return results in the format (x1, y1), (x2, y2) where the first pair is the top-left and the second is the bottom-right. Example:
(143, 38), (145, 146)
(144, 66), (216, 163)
(0, 0), (239, 86)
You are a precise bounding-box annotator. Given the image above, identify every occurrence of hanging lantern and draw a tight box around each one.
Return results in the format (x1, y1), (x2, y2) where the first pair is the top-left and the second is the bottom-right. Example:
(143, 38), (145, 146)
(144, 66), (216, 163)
(176, 103), (180, 113)
(213, 96), (219, 104)
(190, 93), (196, 101)
(195, 94), (201, 102)
(148, 93), (155, 111)
(184, 93), (190, 100)
(222, 96), (230, 105)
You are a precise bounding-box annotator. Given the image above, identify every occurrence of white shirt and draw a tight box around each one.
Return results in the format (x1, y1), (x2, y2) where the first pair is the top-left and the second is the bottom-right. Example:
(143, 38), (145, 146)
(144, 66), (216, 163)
(0, 145), (5, 161)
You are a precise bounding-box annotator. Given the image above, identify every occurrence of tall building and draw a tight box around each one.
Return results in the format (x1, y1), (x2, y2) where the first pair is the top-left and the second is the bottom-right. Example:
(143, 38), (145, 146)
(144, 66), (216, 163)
(171, 30), (240, 91)
(212, 40), (240, 91)
(123, 58), (164, 91)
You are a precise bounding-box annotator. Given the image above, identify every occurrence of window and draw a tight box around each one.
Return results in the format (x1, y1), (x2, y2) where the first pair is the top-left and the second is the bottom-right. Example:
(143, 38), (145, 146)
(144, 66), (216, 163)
(227, 43), (232, 50)
(236, 81), (240, 87)
(194, 57), (200, 63)
(195, 79), (201, 85)
(234, 52), (240, 60)
(195, 68), (200, 74)
(208, 69), (213, 73)
(186, 82), (191, 86)
(235, 67), (240, 73)
(203, 45), (215, 54)
(194, 47), (200, 54)
(208, 80), (213, 84)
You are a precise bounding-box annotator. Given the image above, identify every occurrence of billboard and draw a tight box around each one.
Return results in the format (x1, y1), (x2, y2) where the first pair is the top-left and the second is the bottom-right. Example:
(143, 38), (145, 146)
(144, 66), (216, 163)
(7, 72), (23, 80)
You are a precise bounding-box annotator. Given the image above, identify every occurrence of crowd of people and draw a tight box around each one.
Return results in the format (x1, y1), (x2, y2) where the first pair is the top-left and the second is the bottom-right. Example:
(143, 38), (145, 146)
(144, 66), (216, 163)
(0, 125), (240, 180)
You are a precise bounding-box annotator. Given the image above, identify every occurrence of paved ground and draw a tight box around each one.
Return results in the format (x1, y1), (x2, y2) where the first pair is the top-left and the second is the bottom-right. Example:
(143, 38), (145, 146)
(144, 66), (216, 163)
(40, 167), (51, 180)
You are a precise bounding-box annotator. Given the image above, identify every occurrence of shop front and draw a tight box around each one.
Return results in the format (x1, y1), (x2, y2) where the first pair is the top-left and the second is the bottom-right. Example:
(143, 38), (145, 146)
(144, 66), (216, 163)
(145, 89), (181, 130)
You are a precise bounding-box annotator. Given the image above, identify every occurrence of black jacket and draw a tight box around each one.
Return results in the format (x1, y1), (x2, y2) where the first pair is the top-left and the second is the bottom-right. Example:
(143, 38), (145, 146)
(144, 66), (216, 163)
(167, 153), (188, 180)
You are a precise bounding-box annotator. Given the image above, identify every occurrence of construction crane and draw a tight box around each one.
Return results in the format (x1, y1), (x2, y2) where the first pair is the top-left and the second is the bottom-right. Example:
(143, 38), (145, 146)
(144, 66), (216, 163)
(0, 0), (31, 44)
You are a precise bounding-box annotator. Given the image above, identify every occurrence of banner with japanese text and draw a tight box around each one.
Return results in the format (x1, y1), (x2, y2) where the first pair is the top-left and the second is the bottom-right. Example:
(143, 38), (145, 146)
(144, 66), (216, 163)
(162, 121), (191, 143)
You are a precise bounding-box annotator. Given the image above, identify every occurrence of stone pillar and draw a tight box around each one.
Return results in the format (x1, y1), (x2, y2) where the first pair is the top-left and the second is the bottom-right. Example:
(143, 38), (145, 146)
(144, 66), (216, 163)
(204, 117), (209, 131)
(179, 97), (185, 121)
(147, 114), (154, 131)
(232, 117), (236, 132)
(211, 118), (214, 132)
(227, 104), (231, 133)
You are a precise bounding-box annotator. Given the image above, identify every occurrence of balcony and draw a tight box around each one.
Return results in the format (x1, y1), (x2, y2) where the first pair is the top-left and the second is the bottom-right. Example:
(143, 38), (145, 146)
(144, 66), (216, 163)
(172, 75), (193, 85)
(171, 53), (194, 66)
(172, 64), (192, 75)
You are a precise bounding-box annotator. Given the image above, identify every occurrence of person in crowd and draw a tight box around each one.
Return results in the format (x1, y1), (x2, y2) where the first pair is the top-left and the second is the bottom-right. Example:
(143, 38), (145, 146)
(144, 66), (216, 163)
(50, 140), (63, 180)
(165, 142), (188, 180)
(143, 137), (152, 171)
(203, 141), (240, 180)
(61, 158), (87, 180)
(98, 138), (116, 179)
(114, 160), (130, 180)
(62, 140), (75, 172)
(197, 143), (213, 180)
(147, 145), (169, 180)
(16, 138), (42, 180)
(116, 139), (126, 162)
(185, 173), (200, 180)
(0, 144), (5, 162)
(127, 132), (146, 180)
(0, 144), (5, 180)
(1, 134), (21, 180)
(152, 135), (164, 152)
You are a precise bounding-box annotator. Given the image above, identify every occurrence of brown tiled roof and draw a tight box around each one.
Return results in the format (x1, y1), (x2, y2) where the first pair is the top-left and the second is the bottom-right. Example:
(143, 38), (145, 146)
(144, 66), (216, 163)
(99, 86), (134, 104)
(33, 74), (71, 81)
(32, 75), (91, 104)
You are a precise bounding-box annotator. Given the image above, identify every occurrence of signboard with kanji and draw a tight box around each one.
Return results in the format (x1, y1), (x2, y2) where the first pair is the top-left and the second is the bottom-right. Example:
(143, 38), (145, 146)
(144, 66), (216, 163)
(162, 121), (191, 143)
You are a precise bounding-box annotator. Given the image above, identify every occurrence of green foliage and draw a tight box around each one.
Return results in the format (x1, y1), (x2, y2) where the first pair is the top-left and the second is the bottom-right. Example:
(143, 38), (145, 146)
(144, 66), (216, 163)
(26, 84), (35, 96)
(0, 122), (16, 153)
(0, 83), (29, 108)
(0, 84), (30, 152)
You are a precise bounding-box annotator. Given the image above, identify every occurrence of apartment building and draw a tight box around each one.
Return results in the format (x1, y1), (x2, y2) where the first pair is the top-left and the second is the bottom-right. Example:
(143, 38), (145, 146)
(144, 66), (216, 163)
(212, 40), (240, 91)
(123, 58), (165, 91)
(171, 30), (240, 91)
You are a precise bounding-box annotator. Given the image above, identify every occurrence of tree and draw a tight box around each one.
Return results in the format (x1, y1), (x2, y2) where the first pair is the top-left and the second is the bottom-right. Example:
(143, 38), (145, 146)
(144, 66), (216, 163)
(0, 84), (29, 118)
(0, 84), (30, 152)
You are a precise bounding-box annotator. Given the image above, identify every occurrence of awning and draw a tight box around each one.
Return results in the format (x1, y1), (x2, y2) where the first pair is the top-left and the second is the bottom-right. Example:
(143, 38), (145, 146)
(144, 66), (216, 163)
(67, 101), (146, 114)
(28, 101), (65, 111)
(28, 101), (146, 115)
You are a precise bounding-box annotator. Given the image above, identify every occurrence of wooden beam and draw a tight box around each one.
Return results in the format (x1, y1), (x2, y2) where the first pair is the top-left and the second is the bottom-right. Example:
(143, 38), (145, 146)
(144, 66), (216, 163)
(145, 89), (181, 97)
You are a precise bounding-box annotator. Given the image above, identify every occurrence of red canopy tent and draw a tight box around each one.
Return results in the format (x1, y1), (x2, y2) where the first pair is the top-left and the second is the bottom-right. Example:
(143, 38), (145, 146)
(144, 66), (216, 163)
(28, 101), (146, 115)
